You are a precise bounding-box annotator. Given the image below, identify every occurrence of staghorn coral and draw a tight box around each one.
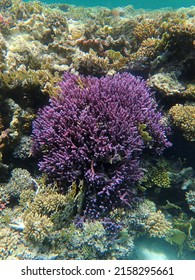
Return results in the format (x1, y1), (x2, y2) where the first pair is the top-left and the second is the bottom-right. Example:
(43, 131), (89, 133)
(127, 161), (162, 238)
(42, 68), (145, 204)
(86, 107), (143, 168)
(0, 227), (25, 260)
(0, 0), (194, 94)
(168, 18), (195, 39)
(19, 189), (36, 210)
(32, 72), (170, 216)
(22, 180), (84, 229)
(0, 0), (12, 10)
(129, 37), (164, 69)
(26, 189), (74, 217)
(169, 104), (195, 141)
(145, 210), (172, 238)
(0, 0), (195, 260)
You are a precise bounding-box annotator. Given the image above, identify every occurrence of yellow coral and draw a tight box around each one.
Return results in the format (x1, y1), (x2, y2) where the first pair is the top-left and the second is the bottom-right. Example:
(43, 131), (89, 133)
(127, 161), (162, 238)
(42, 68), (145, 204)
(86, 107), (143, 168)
(168, 19), (195, 38)
(23, 212), (53, 243)
(151, 171), (170, 188)
(133, 19), (159, 41)
(182, 83), (195, 99)
(139, 158), (171, 190)
(169, 104), (195, 141)
(23, 180), (84, 228)
(130, 38), (162, 61)
(0, 68), (61, 96)
(145, 210), (172, 238)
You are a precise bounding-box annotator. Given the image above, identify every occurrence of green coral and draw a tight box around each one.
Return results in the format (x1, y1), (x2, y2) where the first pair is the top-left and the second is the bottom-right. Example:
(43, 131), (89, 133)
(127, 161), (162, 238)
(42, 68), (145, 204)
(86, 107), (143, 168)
(139, 158), (171, 190)
(0, 68), (61, 96)
(55, 220), (134, 260)
(23, 212), (54, 243)
(138, 123), (153, 144)
(23, 180), (84, 230)
(0, 168), (33, 200)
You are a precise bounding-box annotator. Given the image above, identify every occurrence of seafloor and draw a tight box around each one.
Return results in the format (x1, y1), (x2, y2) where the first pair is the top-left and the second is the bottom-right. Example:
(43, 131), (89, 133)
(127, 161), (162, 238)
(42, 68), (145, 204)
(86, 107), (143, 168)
(0, 0), (195, 260)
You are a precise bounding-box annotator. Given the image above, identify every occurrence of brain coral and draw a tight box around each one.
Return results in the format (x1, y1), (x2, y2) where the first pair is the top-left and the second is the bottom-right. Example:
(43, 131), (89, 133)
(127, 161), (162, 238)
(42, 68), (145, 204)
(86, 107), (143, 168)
(31, 72), (170, 215)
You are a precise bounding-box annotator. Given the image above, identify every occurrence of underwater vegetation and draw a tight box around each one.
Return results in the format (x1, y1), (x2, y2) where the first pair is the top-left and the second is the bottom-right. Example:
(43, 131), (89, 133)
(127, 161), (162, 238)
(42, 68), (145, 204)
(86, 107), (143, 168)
(0, 0), (195, 260)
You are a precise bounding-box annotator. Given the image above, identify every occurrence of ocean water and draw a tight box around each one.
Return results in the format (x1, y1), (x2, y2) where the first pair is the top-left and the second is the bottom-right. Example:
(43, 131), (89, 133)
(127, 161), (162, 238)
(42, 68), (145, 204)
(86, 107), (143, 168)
(37, 0), (195, 9)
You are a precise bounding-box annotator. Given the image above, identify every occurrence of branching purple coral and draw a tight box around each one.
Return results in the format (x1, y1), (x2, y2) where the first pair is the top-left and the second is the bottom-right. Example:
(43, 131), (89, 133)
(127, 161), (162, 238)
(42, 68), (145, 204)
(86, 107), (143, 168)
(31, 72), (171, 215)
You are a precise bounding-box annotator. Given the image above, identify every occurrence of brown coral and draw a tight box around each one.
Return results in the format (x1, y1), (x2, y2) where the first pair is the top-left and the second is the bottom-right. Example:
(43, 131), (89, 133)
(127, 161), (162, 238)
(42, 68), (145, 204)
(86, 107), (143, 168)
(74, 49), (109, 75)
(182, 83), (195, 99)
(0, 68), (61, 96)
(129, 38), (163, 64)
(145, 210), (172, 238)
(169, 104), (195, 141)
(133, 19), (159, 42)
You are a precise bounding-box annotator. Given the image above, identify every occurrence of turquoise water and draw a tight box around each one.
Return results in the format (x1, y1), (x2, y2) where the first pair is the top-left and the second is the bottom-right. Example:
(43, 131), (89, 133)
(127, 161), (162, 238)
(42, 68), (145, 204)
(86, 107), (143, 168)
(38, 0), (195, 9)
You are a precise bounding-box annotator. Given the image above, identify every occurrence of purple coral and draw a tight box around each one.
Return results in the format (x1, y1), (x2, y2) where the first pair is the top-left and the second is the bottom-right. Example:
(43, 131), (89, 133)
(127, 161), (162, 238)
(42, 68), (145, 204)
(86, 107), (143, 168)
(31, 72), (170, 215)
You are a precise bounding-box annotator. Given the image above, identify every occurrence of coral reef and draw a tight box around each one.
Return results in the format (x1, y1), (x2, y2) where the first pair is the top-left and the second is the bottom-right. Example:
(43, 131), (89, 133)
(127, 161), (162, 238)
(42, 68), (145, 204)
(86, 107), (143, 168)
(0, 0), (195, 260)
(55, 221), (135, 260)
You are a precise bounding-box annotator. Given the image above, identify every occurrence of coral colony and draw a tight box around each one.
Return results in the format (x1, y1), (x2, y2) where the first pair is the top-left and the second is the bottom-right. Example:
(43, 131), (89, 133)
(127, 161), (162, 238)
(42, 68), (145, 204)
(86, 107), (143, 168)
(31, 72), (170, 216)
